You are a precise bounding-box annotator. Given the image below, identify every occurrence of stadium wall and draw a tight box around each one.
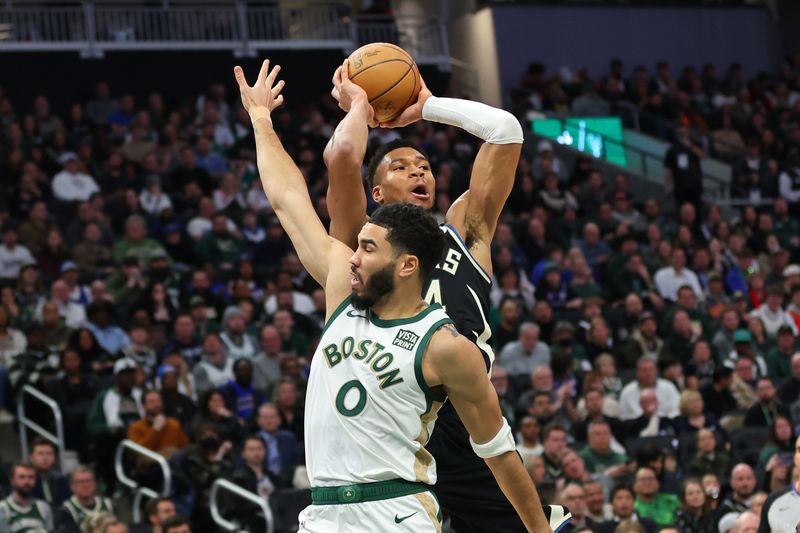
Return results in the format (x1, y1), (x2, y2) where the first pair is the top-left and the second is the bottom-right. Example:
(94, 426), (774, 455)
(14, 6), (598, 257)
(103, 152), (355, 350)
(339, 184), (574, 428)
(490, 4), (781, 95)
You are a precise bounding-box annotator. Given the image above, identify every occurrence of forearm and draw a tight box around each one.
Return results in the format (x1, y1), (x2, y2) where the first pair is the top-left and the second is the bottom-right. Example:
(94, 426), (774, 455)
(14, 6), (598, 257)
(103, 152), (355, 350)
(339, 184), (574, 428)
(324, 97), (370, 168)
(252, 117), (314, 214)
(423, 97), (521, 238)
(485, 451), (550, 532)
(252, 116), (332, 282)
(325, 98), (370, 247)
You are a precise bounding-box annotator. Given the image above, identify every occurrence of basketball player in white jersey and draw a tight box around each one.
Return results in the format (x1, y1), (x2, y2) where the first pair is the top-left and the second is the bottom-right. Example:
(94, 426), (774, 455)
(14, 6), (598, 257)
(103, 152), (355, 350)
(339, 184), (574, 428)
(234, 60), (554, 533)
(325, 61), (570, 532)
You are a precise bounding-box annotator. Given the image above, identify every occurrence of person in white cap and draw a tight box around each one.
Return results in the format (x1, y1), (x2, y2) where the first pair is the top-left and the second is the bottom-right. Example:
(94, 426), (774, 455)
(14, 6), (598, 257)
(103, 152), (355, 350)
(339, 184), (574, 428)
(87, 358), (143, 491)
(782, 264), (800, 292)
(51, 152), (100, 203)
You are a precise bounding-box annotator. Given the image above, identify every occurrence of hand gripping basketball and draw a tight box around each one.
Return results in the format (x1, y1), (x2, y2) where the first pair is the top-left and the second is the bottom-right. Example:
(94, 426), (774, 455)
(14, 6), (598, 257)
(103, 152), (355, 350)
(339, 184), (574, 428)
(331, 59), (378, 128)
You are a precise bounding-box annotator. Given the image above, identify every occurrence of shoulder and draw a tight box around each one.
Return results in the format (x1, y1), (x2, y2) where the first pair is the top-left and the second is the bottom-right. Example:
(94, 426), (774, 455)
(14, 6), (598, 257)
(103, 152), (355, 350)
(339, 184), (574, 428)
(277, 429), (298, 443)
(35, 498), (52, 515)
(166, 418), (183, 429)
(425, 323), (482, 375)
(658, 378), (680, 393)
(499, 341), (520, 355)
(762, 485), (792, 511)
(427, 323), (472, 357)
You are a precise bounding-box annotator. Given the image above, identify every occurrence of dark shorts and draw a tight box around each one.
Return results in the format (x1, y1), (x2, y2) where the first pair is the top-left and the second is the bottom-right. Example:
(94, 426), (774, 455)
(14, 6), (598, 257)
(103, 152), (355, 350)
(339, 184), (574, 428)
(426, 402), (527, 533)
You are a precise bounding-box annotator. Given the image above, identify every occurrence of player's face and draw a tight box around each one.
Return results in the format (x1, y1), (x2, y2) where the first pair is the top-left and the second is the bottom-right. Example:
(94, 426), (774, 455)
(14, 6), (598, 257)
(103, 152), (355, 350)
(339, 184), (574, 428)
(373, 147), (435, 209)
(350, 223), (397, 310)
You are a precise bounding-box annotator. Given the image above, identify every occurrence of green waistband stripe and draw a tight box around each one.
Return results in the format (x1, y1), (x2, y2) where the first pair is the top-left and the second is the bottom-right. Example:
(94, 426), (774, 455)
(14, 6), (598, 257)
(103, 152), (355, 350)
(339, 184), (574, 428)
(311, 479), (430, 505)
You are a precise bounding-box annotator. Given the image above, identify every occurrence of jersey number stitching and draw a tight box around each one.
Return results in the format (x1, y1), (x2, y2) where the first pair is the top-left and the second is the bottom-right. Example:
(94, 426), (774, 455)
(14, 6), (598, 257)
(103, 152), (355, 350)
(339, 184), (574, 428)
(335, 380), (367, 417)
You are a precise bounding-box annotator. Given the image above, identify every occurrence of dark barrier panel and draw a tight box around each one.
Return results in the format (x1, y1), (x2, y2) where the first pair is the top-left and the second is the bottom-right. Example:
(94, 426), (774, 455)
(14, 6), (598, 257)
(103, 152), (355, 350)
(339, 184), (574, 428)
(491, 4), (780, 93)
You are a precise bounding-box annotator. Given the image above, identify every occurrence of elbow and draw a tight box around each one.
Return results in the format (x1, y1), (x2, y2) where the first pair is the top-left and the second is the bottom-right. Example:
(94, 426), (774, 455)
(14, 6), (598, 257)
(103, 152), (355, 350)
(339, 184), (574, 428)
(325, 139), (362, 169)
(487, 113), (523, 145)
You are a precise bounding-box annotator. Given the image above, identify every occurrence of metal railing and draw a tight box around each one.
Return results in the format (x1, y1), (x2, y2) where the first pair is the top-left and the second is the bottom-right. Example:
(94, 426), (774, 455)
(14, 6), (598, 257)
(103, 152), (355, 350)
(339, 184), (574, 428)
(115, 439), (172, 524)
(357, 15), (449, 65)
(0, 2), (449, 66)
(18, 385), (67, 474)
(210, 478), (274, 533)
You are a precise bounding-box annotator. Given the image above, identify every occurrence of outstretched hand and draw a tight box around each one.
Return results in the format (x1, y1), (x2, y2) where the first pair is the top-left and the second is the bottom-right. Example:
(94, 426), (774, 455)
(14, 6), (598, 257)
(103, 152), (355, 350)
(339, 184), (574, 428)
(331, 59), (378, 128)
(233, 59), (285, 124)
(378, 75), (433, 129)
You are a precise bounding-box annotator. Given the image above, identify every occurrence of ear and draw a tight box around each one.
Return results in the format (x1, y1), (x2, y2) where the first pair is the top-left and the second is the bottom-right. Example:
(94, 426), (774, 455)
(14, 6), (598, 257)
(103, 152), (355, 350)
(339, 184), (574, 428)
(396, 253), (419, 280)
(372, 185), (384, 204)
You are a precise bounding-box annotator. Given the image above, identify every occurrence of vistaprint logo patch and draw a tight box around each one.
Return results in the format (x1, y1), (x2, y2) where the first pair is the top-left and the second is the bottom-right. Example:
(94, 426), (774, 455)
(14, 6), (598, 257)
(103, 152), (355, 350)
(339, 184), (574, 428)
(392, 329), (419, 351)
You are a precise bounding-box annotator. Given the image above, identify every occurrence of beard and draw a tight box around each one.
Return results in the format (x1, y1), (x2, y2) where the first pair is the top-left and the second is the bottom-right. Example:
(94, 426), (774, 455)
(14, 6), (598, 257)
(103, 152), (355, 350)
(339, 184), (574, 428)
(351, 263), (395, 311)
(15, 486), (33, 499)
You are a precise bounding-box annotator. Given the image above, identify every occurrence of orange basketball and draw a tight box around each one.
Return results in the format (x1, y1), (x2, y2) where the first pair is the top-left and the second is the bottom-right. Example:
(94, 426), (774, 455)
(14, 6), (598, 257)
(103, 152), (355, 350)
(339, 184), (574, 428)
(347, 42), (420, 123)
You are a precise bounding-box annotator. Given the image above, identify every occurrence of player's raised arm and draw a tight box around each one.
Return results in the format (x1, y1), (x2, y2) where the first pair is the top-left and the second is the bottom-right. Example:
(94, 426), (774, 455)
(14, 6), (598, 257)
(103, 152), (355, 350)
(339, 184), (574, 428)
(234, 60), (351, 311)
(324, 60), (373, 249)
(381, 89), (523, 275)
(422, 325), (553, 533)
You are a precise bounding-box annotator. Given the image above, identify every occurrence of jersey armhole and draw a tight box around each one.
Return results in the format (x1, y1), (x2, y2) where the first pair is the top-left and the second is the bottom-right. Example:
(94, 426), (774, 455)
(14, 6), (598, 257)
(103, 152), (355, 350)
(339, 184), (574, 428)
(443, 224), (492, 285)
(414, 318), (452, 414)
(321, 295), (351, 336)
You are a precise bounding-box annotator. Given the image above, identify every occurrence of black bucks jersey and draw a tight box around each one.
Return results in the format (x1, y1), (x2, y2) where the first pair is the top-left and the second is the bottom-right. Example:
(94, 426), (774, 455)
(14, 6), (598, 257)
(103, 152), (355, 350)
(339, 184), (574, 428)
(423, 224), (494, 371)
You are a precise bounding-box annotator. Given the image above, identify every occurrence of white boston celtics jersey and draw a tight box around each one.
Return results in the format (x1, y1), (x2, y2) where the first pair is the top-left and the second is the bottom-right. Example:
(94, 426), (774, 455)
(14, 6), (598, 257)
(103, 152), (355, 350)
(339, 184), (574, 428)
(305, 297), (452, 487)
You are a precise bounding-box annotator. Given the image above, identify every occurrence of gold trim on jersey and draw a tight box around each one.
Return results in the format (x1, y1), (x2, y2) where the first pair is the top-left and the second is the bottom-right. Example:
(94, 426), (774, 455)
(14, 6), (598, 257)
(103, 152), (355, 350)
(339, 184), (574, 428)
(413, 492), (443, 533)
(413, 400), (444, 482)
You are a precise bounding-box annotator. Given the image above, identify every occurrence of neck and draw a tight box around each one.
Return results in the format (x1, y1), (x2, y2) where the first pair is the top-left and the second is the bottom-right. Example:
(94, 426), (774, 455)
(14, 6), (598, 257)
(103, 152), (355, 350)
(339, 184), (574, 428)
(370, 283), (425, 321)
(638, 493), (656, 503)
(77, 495), (95, 507)
(248, 462), (262, 475)
(13, 493), (31, 506)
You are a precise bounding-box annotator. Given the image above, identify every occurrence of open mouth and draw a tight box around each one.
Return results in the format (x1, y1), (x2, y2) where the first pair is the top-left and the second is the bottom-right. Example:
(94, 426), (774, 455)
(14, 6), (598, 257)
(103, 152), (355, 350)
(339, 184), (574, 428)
(350, 271), (361, 289)
(410, 184), (430, 201)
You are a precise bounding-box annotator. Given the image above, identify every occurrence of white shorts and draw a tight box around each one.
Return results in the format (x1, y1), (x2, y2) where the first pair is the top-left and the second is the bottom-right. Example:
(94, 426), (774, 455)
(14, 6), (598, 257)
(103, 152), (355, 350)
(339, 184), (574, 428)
(298, 491), (442, 533)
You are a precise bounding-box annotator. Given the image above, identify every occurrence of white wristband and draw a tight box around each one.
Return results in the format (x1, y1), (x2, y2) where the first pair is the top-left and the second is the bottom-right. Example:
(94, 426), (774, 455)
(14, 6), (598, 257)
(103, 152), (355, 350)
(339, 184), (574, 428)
(470, 417), (516, 458)
(422, 96), (523, 145)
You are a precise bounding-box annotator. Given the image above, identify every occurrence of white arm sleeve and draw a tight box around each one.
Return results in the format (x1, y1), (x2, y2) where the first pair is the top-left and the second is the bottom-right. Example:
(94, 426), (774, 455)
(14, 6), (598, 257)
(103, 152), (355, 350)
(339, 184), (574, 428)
(469, 417), (517, 458)
(422, 96), (523, 145)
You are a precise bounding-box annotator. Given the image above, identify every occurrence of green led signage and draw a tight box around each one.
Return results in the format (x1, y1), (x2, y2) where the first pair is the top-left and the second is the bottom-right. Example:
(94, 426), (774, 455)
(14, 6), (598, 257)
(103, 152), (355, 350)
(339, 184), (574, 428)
(532, 117), (628, 167)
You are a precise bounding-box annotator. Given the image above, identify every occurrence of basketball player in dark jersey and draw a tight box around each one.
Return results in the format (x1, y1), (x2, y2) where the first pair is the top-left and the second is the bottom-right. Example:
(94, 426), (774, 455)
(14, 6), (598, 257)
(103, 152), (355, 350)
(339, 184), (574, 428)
(325, 60), (571, 533)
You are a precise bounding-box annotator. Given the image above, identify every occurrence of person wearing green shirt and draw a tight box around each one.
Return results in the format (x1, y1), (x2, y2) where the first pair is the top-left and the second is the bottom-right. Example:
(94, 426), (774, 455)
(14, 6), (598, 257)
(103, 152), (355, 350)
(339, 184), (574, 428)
(765, 325), (796, 383)
(773, 197), (800, 249)
(195, 212), (247, 268)
(0, 463), (53, 532)
(112, 214), (170, 265)
(578, 419), (628, 475)
(633, 465), (680, 526)
(273, 308), (309, 357)
(660, 286), (712, 341)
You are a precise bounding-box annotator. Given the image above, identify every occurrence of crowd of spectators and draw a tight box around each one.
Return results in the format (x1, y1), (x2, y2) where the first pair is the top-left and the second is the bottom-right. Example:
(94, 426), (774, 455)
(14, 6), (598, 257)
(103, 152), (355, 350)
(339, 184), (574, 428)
(511, 54), (800, 206)
(0, 51), (799, 533)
